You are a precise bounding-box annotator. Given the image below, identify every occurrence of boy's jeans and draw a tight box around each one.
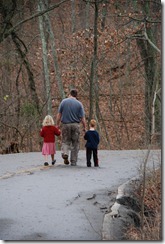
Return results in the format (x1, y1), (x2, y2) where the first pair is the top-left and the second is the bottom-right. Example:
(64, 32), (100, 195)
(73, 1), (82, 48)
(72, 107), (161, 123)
(86, 148), (99, 167)
(61, 123), (80, 165)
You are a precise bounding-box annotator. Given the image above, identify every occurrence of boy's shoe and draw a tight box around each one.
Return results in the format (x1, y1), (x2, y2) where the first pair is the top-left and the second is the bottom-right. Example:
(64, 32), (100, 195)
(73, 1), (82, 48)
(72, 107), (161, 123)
(94, 161), (99, 167)
(87, 162), (91, 167)
(52, 160), (56, 165)
(62, 154), (69, 165)
(44, 162), (49, 166)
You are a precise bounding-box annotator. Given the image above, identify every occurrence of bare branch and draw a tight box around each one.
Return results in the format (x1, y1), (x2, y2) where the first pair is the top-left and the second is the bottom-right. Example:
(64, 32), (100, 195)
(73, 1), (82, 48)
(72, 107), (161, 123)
(143, 29), (161, 53)
(1, 0), (69, 41)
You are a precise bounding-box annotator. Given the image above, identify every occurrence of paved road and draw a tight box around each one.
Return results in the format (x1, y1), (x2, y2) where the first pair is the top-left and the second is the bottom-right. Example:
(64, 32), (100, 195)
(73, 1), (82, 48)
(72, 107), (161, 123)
(0, 150), (161, 241)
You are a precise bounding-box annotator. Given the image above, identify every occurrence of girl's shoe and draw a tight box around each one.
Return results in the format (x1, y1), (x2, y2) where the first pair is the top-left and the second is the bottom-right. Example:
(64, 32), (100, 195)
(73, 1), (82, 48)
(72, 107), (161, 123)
(44, 162), (49, 166)
(52, 160), (56, 165)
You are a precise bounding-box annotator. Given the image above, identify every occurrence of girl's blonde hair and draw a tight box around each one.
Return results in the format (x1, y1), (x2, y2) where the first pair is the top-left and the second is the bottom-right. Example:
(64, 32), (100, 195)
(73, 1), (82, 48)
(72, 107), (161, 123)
(42, 115), (55, 126)
(90, 119), (96, 127)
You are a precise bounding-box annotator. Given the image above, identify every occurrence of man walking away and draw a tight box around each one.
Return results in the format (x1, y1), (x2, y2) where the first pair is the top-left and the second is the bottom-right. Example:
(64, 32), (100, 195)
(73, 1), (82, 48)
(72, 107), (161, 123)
(56, 89), (86, 166)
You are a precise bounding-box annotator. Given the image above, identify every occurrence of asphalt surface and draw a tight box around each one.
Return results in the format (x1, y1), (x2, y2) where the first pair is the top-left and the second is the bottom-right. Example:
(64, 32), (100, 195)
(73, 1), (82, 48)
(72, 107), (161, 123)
(0, 150), (161, 241)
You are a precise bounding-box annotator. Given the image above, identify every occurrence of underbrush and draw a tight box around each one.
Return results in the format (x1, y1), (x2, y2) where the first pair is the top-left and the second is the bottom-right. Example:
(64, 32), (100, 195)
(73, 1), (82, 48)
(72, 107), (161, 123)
(125, 168), (161, 240)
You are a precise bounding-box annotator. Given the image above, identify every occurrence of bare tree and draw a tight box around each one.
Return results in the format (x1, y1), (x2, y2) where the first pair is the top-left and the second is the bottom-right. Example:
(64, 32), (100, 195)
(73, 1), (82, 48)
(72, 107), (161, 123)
(38, 0), (52, 115)
(135, 0), (161, 144)
(71, 0), (76, 33)
(89, 0), (99, 121)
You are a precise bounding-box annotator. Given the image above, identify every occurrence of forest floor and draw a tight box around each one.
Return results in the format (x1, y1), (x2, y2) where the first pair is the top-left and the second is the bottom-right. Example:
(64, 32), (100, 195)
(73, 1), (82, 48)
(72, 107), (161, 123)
(125, 167), (161, 240)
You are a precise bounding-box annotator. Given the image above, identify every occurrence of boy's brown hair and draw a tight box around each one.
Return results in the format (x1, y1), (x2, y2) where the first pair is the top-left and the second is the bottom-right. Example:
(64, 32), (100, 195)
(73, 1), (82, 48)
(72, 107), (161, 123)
(90, 119), (96, 127)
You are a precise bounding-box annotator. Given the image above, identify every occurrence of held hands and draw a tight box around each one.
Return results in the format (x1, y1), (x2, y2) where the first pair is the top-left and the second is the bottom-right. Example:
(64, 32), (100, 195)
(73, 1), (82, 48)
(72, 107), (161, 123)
(56, 125), (60, 130)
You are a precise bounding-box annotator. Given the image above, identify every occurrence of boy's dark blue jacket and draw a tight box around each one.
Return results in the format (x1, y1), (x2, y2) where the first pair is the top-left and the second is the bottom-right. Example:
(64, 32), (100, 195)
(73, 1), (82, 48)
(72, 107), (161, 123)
(84, 130), (100, 149)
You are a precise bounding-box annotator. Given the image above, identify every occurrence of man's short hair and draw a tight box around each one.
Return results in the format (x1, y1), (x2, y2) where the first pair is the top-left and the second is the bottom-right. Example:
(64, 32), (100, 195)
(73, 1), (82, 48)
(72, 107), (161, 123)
(70, 89), (77, 97)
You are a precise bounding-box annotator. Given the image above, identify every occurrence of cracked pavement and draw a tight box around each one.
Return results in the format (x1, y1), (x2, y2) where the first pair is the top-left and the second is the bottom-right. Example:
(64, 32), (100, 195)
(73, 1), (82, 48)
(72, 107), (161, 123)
(0, 150), (160, 240)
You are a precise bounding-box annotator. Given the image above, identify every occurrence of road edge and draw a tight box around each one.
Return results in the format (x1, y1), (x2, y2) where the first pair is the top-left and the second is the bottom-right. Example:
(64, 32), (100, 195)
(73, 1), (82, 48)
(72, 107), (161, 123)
(101, 176), (141, 240)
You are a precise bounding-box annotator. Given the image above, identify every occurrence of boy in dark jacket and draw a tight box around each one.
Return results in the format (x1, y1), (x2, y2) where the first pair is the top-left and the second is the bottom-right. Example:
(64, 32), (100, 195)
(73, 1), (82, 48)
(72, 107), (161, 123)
(84, 119), (100, 167)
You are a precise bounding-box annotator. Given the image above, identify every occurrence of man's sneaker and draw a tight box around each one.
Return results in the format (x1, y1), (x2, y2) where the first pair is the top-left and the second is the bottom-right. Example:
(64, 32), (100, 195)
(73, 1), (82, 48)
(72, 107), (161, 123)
(71, 163), (77, 166)
(44, 162), (49, 166)
(52, 160), (56, 165)
(62, 154), (69, 165)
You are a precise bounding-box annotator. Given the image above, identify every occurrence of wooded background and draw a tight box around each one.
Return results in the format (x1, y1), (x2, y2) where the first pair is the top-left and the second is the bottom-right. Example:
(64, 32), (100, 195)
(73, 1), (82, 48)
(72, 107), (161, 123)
(0, 0), (161, 152)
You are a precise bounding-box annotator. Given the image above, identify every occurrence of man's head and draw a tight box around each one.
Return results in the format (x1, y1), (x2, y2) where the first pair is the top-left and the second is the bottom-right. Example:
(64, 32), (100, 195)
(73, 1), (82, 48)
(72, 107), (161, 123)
(70, 89), (77, 98)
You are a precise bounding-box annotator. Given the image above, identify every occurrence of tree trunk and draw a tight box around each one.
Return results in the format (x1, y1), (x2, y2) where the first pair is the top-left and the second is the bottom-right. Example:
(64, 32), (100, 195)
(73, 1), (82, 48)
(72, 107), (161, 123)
(136, 0), (161, 144)
(44, 0), (65, 100)
(71, 0), (76, 33)
(89, 0), (98, 122)
(101, 0), (108, 31)
(85, 1), (90, 32)
(11, 32), (40, 115)
(38, 0), (52, 115)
